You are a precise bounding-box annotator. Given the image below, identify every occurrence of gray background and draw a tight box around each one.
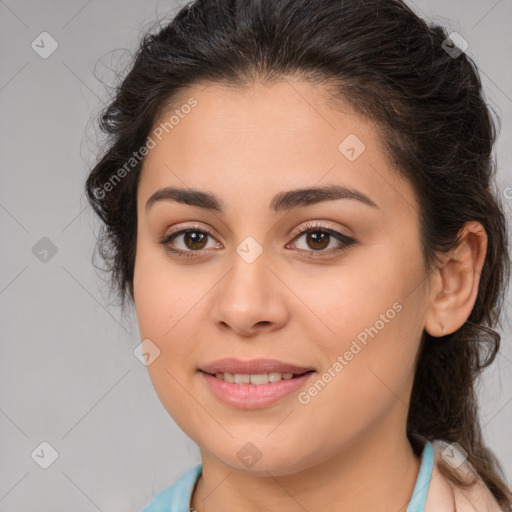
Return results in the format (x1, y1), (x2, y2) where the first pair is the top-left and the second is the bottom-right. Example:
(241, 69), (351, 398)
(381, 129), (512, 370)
(1, 0), (511, 510)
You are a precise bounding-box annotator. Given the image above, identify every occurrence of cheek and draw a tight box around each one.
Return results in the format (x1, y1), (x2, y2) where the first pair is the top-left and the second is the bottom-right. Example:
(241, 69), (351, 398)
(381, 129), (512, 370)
(133, 252), (199, 430)
(133, 243), (204, 379)
(133, 241), (181, 337)
(291, 313), (419, 452)
(290, 259), (404, 352)
(294, 255), (422, 411)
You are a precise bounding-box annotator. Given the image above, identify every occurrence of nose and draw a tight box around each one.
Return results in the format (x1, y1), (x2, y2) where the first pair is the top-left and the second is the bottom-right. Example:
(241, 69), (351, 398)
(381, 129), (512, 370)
(209, 248), (289, 338)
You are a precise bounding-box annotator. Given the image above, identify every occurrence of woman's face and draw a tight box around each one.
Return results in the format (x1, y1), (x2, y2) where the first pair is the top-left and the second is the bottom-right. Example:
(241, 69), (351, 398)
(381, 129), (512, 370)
(133, 79), (432, 474)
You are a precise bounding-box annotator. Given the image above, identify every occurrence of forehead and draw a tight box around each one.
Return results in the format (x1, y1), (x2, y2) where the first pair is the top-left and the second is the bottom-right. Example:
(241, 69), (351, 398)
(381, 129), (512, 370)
(148, 79), (371, 159)
(138, 80), (417, 217)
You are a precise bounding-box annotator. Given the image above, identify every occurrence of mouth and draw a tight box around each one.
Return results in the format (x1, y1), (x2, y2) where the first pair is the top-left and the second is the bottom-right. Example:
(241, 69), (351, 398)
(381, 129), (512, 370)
(199, 369), (315, 385)
(198, 360), (316, 409)
(197, 358), (316, 408)
(199, 357), (315, 377)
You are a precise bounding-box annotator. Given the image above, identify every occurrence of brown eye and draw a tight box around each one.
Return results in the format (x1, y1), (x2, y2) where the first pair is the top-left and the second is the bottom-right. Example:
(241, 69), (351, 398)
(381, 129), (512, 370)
(179, 230), (209, 250)
(159, 226), (221, 258)
(302, 231), (330, 251)
(159, 222), (356, 260)
(288, 222), (356, 258)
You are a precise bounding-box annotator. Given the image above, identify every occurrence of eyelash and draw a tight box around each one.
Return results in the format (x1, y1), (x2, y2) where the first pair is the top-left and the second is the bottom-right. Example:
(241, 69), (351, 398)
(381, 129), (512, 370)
(159, 221), (356, 260)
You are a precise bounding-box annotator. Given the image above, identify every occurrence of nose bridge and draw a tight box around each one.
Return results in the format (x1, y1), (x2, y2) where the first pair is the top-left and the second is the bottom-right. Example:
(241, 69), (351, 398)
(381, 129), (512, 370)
(224, 234), (272, 301)
(210, 232), (283, 327)
(205, 205), (296, 335)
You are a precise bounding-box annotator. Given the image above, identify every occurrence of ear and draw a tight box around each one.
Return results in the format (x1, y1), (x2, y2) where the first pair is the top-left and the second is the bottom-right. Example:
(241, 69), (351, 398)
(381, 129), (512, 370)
(424, 221), (488, 338)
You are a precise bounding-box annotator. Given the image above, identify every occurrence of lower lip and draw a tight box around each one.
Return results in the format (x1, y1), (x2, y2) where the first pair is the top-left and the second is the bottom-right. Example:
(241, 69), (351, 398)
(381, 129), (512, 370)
(200, 371), (315, 409)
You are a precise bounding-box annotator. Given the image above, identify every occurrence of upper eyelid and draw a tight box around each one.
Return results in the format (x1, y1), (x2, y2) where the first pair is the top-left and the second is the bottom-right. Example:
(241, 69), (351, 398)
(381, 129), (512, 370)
(160, 223), (356, 261)
(163, 222), (354, 250)
(164, 220), (351, 240)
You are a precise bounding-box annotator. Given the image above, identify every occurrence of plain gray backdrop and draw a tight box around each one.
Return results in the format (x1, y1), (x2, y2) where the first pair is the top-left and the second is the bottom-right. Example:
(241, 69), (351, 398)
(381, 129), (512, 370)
(1, 0), (511, 510)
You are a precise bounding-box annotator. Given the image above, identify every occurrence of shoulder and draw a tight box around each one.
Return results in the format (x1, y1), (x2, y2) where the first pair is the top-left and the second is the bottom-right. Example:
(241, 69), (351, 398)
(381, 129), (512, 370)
(424, 439), (504, 512)
(141, 464), (202, 512)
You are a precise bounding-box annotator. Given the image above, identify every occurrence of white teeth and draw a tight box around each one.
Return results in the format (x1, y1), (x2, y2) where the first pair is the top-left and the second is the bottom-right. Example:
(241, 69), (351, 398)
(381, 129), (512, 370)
(223, 372), (235, 383)
(268, 372), (281, 383)
(250, 373), (270, 385)
(214, 372), (298, 384)
(234, 373), (250, 384)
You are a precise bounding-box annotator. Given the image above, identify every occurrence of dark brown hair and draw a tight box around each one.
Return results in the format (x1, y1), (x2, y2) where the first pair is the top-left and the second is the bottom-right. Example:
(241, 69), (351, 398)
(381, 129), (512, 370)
(85, 0), (511, 508)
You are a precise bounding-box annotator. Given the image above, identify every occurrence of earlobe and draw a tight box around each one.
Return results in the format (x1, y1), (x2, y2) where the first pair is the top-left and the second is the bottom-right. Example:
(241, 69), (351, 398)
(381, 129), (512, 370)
(424, 221), (488, 338)
(425, 287), (453, 338)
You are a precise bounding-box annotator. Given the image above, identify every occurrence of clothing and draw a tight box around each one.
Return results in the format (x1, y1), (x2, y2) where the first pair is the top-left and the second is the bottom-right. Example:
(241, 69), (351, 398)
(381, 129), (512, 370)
(425, 439), (504, 512)
(142, 463), (202, 512)
(141, 439), (503, 512)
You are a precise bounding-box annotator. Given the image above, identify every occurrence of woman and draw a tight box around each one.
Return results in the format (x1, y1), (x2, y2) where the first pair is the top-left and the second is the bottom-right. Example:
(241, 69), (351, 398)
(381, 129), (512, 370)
(85, 0), (511, 510)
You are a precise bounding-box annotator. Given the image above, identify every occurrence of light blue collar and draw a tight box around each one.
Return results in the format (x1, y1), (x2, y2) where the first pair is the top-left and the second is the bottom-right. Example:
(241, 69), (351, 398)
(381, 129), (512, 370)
(142, 440), (434, 511)
(406, 439), (435, 511)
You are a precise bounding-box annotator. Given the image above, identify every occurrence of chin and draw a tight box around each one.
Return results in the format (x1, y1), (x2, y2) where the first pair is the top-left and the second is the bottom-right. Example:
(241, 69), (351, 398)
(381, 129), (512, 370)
(208, 444), (311, 476)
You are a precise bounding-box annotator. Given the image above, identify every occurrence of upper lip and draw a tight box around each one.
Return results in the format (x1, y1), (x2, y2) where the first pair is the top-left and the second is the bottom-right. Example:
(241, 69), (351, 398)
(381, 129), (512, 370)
(199, 358), (314, 375)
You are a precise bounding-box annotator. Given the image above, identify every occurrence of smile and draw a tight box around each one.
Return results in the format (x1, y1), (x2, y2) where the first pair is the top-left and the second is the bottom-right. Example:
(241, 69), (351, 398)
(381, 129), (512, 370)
(199, 370), (315, 409)
(211, 371), (297, 384)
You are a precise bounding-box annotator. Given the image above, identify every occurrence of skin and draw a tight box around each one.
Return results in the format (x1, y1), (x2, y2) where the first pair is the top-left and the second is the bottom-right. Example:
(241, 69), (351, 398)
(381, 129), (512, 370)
(133, 78), (488, 512)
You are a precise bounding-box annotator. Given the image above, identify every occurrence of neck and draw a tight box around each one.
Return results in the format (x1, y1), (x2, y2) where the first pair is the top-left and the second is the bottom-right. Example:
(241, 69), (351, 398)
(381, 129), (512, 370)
(191, 418), (422, 512)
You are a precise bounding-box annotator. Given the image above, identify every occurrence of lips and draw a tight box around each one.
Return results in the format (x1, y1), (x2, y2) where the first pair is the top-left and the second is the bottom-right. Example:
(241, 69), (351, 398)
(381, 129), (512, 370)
(200, 368), (316, 408)
(199, 358), (314, 376)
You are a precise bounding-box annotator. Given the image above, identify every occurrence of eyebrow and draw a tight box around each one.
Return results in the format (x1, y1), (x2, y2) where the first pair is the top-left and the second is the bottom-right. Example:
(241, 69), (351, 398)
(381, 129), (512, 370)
(145, 184), (378, 214)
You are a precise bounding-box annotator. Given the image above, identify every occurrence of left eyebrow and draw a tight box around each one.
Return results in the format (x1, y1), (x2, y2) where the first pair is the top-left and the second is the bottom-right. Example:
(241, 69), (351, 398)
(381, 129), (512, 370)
(145, 184), (379, 214)
(270, 184), (379, 212)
